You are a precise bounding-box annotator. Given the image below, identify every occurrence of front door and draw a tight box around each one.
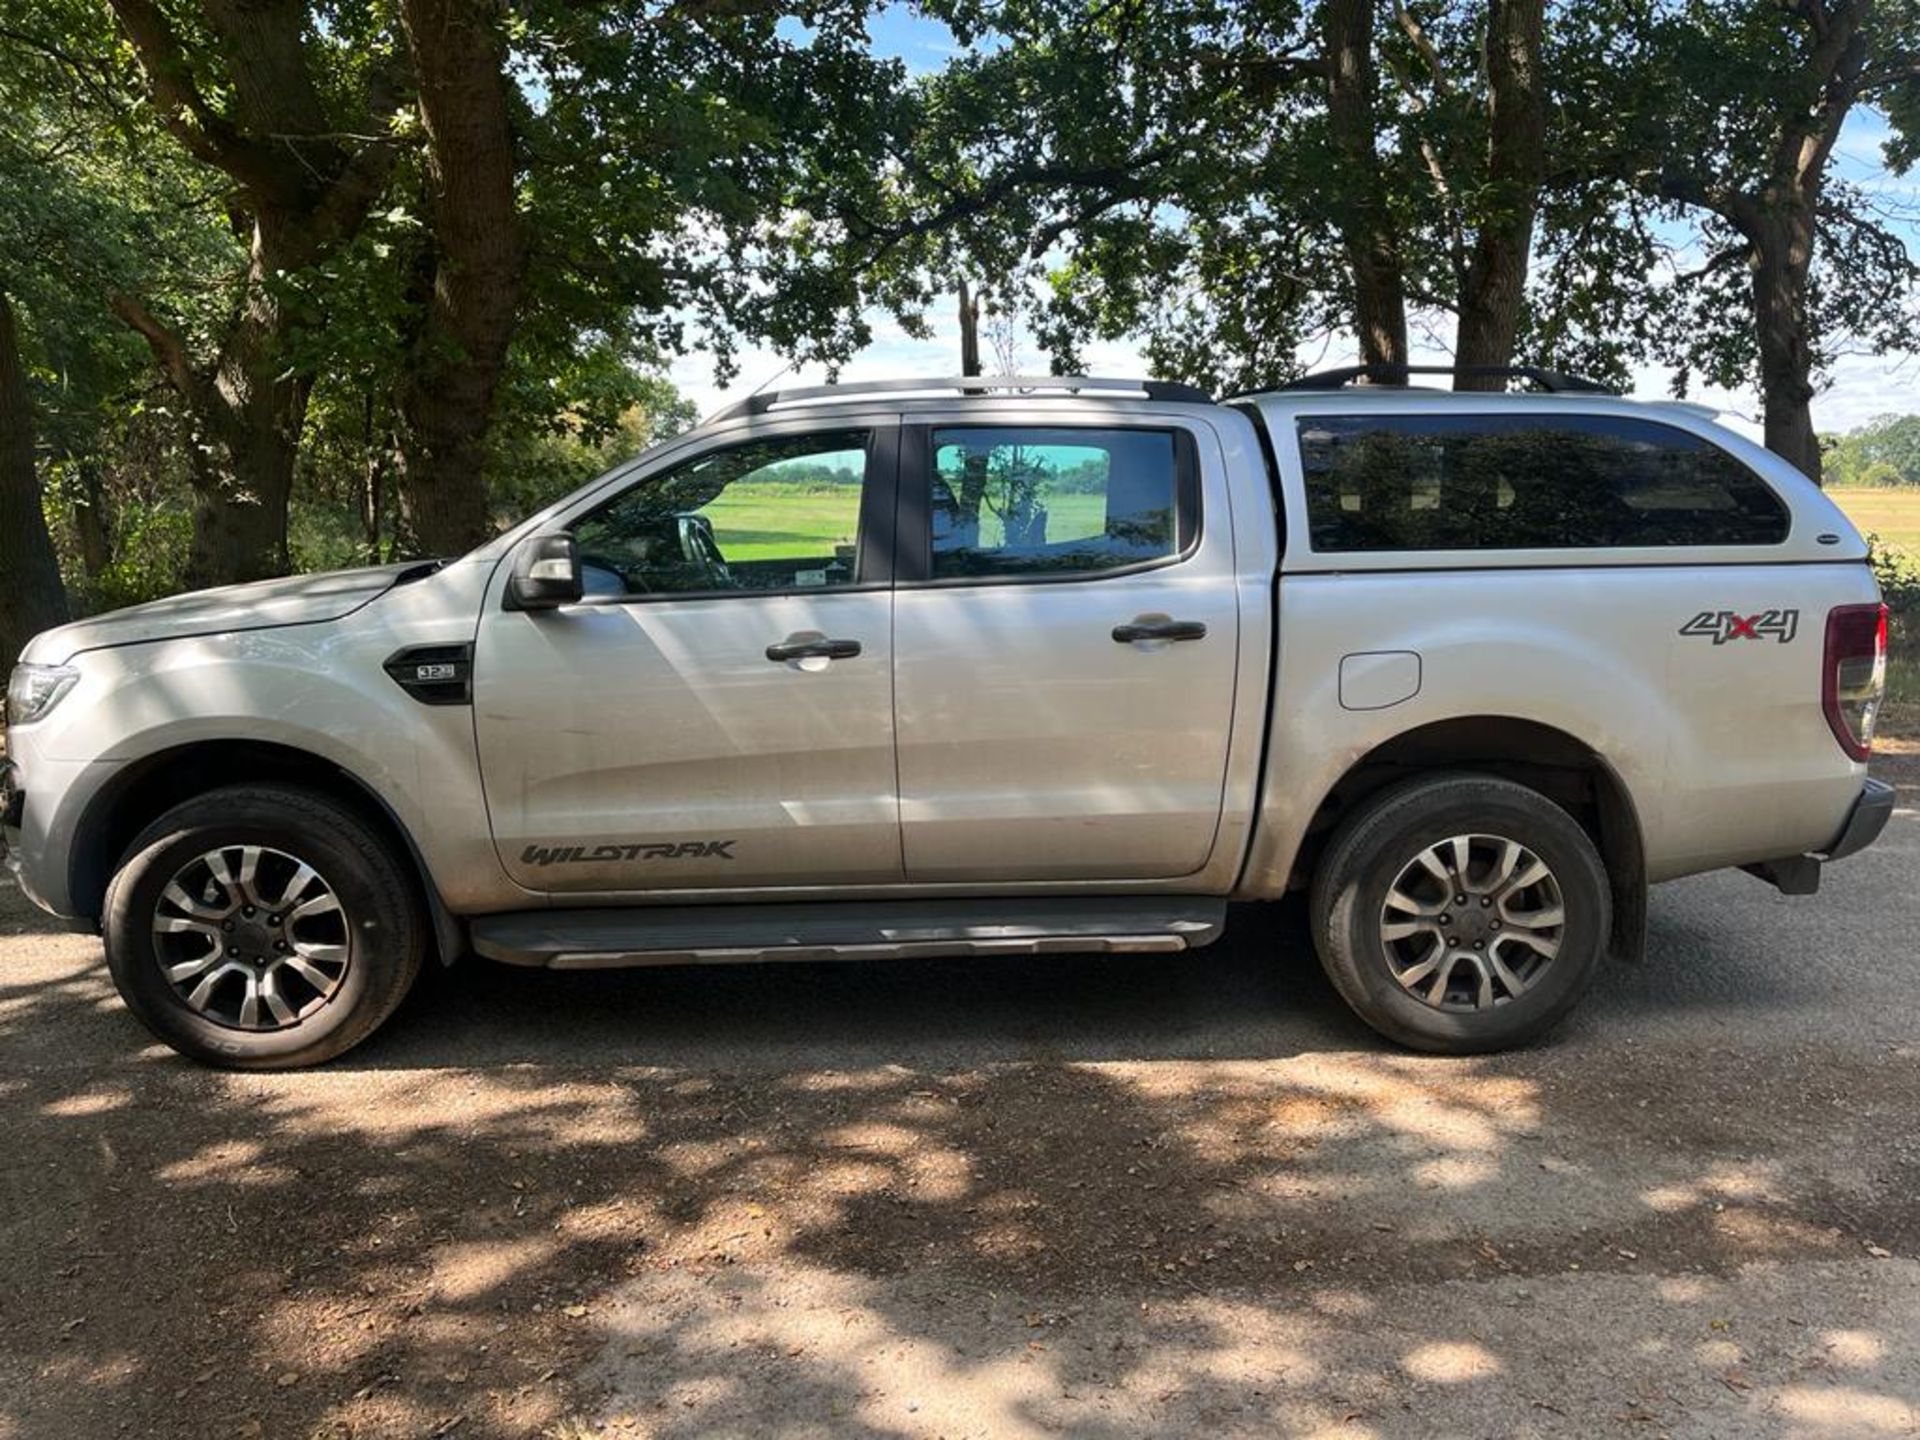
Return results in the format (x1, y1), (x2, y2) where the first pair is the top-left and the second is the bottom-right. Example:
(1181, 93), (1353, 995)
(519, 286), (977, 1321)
(474, 424), (902, 893)
(890, 418), (1242, 881)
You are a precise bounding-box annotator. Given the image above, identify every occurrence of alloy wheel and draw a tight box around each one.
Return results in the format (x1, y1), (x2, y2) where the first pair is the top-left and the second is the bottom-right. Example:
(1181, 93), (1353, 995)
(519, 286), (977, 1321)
(149, 845), (351, 1030)
(1377, 833), (1565, 1011)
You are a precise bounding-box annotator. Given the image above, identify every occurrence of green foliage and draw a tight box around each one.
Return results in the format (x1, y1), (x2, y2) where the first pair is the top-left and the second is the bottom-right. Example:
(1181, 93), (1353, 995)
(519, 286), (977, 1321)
(0, 0), (226, 462)
(1531, 0), (1920, 395)
(58, 497), (195, 611)
(8, 0), (1920, 619)
(1871, 536), (1920, 612)
(1826, 414), (1920, 487)
(1, 0), (810, 608)
(508, 0), (914, 382)
(890, 0), (1337, 390)
(486, 369), (699, 522)
(1867, 537), (1920, 704)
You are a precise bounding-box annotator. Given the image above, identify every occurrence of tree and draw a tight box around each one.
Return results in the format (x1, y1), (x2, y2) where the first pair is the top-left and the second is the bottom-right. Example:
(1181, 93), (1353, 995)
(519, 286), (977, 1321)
(1383, 0), (1548, 385)
(1655, 1), (1880, 477)
(101, 0), (401, 586)
(0, 4), (217, 656)
(1826, 412), (1920, 484)
(0, 290), (67, 666)
(391, 0), (523, 556)
(1325, 0), (1409, 365)
(1555, 0), (1920, 481)
(892, 1), (1567, 393)
(881, 0), (1329, 392)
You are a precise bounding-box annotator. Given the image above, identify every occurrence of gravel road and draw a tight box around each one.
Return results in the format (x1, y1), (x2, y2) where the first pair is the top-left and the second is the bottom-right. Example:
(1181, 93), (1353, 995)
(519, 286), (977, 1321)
(2, 755), (1917, 1439)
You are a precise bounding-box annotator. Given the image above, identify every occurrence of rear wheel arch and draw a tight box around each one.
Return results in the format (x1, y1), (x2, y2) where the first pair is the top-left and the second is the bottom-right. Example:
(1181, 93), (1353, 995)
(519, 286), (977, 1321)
(70, 740), (464, 962)
(1290, 716), (1646, 963)
(1310, 770), (1613, 1052)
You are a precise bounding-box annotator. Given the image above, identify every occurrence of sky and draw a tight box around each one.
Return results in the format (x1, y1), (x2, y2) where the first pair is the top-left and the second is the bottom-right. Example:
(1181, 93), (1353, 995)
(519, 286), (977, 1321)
(670, 7), (1920, 444)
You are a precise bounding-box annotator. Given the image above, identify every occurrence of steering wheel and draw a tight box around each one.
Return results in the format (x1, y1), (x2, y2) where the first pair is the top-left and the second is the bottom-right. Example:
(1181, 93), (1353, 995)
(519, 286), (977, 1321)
(677, 525), (732, 589)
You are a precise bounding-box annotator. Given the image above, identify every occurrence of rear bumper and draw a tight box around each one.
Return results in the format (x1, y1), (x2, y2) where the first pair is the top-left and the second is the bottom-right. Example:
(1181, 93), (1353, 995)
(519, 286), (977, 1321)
(1820, 776), (1895, 862)
(1743, 777), (1896, 895)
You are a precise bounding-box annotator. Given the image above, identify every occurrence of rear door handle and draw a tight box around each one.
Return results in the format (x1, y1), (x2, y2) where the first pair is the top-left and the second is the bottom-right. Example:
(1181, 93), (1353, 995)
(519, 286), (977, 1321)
(1112, 617), (1208, 644)
(766, 635), (862, 662)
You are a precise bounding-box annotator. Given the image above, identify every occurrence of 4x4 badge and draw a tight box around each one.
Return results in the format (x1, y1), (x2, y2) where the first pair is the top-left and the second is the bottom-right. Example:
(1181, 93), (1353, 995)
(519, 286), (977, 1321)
(1679, 609), (1799, 645)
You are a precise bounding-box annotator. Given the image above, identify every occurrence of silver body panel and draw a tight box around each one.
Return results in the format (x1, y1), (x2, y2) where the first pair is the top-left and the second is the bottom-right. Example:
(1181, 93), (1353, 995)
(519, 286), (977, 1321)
(889, 408), (1256, 883)
(3, 385), (1880, 931)
(7, 558), (521, 917)
(475, 588), (902, 891)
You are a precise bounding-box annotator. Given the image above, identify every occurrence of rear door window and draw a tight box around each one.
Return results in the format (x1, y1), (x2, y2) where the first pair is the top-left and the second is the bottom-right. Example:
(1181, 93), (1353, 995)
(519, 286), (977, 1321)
(1295, 413), (1789, 551)
(920, 426), (1196, 581)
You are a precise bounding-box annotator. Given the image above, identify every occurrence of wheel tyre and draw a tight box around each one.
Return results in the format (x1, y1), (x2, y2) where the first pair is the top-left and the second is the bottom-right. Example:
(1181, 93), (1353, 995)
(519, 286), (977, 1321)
(1309, 773), (1612, 1055)
(103, 784), (423, 1070)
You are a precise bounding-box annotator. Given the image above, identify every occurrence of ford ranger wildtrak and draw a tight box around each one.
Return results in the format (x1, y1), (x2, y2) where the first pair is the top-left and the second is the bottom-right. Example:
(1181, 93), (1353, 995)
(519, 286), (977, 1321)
(2, 365), (1893, 1067)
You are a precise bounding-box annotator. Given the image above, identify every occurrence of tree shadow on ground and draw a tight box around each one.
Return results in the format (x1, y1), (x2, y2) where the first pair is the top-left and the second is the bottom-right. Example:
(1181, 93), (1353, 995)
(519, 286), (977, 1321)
(2, 867), (1918, 1438)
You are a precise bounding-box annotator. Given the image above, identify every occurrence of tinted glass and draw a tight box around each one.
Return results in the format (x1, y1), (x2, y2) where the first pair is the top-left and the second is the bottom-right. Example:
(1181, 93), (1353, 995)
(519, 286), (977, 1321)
(572, 431), (869, 597)
(1295, 414), (1789, 551)
(928, 427), (1187, 579)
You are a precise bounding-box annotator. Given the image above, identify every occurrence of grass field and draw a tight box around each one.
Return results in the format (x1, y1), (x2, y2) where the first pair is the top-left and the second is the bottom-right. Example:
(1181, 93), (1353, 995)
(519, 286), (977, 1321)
(1826, 489), (1920, 706)
(1828, 487), (1920, 552)
(696, 484), (1111, 560)
(697, 486), (861, 562)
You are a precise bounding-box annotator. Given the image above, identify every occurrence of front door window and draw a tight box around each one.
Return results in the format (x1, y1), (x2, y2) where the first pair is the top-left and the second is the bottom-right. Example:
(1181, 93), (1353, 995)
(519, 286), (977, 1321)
(570, 430), (872, 598)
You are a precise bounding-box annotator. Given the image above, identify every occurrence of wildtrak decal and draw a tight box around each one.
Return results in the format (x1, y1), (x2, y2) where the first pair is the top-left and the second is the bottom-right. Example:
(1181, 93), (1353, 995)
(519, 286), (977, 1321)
(521, 840), (737, 866)
(1678, 608), (1800, 645)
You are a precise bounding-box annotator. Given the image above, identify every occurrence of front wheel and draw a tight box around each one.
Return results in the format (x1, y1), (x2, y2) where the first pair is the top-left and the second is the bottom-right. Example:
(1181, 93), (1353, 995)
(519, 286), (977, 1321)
(103, 785), (423, 1069)
(1309, 773), (1612, 1054)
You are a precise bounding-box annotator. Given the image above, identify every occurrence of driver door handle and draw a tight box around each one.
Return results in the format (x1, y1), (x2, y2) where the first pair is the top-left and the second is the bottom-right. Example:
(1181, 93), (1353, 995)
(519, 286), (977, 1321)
(766, 635), (862, 663)
(1112, 617), (1208, 644)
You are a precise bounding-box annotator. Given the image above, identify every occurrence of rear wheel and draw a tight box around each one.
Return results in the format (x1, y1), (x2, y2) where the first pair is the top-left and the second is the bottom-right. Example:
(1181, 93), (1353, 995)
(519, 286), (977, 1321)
(103, 785), (423, 1069)
(1309, 773), (1611, 1054)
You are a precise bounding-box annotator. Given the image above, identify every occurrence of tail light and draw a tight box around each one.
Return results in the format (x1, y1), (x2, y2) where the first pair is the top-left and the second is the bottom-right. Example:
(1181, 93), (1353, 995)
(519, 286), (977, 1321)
(1823, 603), (1888, 761)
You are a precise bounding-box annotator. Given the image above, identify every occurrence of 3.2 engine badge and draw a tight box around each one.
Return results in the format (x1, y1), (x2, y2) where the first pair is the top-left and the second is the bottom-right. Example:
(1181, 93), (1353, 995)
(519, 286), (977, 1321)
(1678, 609), (1800, 645)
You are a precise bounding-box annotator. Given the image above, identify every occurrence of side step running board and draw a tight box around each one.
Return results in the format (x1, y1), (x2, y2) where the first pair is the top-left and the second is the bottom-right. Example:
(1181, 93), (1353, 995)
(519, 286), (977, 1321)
(471, 897), (1227, 970)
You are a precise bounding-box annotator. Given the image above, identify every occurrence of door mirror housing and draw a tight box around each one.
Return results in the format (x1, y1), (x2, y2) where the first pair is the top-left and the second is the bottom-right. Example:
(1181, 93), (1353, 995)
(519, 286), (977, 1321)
(507, 532), (584, 611)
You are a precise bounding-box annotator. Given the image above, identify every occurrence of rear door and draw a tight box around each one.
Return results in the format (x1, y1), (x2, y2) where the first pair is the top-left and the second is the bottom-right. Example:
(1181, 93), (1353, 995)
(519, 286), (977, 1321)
(890, 415), (1242, 881)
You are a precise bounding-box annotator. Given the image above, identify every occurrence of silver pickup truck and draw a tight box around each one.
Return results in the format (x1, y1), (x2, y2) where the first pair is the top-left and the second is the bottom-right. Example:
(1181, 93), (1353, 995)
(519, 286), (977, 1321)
(2, 367), (1894, 1068)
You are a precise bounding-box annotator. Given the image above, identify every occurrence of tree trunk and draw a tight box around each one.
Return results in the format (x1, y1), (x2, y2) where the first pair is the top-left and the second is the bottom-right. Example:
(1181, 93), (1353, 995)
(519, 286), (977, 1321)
(959, 280), (982, 376)
(1322, 0), (1407, 368)
(360, 392), (388, 557)
(107, 0), (396, 585)
(1454, 0), (1546, 389)
(394, 0), (524, 558)
(72, 460), (113, 577)
(1750, 210), (1821, 483)
(188, 215), (312, 586)
(118, 216), (314, 589)
(0, 291), (70, 666)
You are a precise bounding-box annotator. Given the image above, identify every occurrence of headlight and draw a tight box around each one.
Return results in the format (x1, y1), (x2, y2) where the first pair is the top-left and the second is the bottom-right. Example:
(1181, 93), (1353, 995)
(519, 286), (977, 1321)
(5, 663), (79, 727)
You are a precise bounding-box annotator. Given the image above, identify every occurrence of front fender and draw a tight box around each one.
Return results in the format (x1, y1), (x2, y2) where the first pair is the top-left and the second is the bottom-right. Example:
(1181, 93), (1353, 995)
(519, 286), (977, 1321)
(37, 619), (523, 915)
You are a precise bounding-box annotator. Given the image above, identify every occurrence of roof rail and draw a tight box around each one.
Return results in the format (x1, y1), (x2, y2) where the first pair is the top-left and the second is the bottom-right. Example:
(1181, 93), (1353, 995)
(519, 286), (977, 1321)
(705, 374), (1213, 424)
(1269, 363), (1618, 395)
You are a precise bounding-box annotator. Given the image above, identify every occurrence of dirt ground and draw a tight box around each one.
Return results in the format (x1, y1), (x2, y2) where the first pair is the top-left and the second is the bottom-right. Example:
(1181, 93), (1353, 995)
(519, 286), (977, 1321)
(1875, 704), (1920, 804)
(3, 773), (1919, 1438)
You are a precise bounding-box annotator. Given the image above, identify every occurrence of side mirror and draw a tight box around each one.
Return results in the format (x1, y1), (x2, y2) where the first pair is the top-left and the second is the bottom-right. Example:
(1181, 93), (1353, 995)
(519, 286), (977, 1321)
(506, 532), (584, 611)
